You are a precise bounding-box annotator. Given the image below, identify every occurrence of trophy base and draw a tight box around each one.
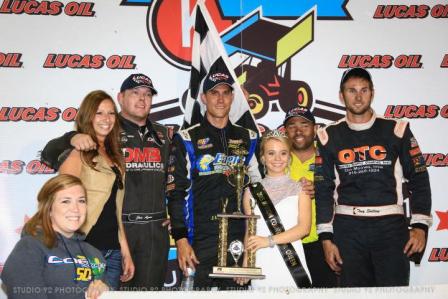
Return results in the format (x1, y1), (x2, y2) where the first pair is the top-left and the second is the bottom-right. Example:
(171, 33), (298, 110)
(217, 213), (260, 220)
(209, 266), (265, 279)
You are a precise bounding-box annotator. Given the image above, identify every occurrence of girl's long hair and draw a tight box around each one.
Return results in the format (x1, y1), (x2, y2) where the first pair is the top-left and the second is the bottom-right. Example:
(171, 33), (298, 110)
(75, 90), (124, 173)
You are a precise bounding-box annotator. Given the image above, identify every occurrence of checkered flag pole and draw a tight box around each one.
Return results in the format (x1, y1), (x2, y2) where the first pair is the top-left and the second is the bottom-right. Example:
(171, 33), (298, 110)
(183, 1), (260, 135)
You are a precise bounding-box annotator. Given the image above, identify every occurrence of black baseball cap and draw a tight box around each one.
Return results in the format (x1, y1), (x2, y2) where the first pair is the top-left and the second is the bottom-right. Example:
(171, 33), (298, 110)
(340, 68), (372, 91)
(202, 69), (234, 93)
(283, 106), (315, 126)
(120, 73), (158, 94)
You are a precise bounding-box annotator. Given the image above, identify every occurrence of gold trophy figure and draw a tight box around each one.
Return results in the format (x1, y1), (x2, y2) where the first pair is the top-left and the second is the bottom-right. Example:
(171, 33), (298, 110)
(226, 160), (248, 214)
(210, 149), (264, 279)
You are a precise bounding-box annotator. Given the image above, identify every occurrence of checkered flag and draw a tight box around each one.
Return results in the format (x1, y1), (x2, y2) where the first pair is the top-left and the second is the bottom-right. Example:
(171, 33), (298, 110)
(182, 1), (259, 134)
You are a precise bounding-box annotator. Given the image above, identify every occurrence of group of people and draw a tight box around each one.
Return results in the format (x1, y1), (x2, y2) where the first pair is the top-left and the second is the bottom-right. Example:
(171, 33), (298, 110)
(1, 67), (432, 297)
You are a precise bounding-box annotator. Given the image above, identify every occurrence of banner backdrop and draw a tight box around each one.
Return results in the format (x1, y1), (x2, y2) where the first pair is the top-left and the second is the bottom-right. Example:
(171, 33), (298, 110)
(0, 0), (447, 295)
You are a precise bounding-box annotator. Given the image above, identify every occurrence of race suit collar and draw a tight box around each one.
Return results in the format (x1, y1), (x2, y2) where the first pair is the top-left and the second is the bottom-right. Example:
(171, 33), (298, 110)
(202, 113), (232, 131)
(346, 110), (376, 131)
(118, 114), (163, 145)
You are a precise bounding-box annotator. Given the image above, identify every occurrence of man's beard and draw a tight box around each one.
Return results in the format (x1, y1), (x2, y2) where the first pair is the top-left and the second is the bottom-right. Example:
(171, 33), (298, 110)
(292, 138), (314, 151)
(346, 104), (371, 116)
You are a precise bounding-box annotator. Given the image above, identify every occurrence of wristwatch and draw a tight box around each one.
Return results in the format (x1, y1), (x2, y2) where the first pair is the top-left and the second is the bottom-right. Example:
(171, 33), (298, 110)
(268, 235), (276, 248)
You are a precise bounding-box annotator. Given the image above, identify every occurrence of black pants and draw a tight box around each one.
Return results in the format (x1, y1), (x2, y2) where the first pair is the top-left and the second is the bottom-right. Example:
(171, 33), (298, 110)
(121, 221), (170, 291)
(334, 215), (410, 287)
(303, 241), (338, 288)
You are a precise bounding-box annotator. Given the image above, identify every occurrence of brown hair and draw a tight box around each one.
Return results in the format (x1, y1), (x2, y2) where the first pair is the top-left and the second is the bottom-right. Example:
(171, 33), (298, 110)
(75, 90), (124, 172)
(23, 174), (86, 248)
(340, 68), (374, 92)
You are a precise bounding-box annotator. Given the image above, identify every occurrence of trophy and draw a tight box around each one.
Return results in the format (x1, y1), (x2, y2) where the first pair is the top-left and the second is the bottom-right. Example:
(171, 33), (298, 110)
(209, 149), (265, 280)
(226, 160), (247, 215)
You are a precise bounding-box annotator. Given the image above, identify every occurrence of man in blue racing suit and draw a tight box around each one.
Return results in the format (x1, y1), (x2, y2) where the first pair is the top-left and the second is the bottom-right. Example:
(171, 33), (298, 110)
(167, 68), (262, 290)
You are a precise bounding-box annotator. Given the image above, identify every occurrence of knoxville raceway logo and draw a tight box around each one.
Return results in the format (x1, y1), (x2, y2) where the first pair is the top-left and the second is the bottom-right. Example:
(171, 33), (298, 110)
(120, 0), (351, 123)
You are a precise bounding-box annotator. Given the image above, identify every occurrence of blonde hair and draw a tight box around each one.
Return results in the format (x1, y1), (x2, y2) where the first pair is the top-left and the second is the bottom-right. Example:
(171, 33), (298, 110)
(259, 134), (292, 174)
(23, 174), (86, 248)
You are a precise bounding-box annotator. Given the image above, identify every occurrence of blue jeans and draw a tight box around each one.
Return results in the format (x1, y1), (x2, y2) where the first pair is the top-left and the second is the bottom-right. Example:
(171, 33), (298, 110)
(101, 249), (122, 290)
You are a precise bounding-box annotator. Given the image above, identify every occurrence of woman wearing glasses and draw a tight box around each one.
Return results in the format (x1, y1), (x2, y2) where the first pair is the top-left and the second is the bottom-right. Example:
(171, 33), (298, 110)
(59, 90), (134, 290)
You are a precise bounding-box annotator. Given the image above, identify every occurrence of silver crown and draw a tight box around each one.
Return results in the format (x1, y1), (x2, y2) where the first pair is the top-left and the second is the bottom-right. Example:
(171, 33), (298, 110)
(265, 129), (287, 138)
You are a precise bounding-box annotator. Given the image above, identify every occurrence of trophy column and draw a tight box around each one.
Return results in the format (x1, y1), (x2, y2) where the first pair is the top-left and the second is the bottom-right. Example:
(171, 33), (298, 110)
(217, 199), (228, 267)
(246, 200), (257, 268)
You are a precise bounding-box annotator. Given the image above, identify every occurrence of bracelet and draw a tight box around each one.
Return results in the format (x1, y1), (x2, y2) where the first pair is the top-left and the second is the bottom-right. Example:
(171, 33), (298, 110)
(268, 235), (276, 248)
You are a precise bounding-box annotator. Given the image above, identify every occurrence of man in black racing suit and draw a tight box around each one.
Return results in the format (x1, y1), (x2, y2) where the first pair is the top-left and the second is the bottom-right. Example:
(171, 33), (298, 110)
(167, 68), (262, 290)
(41, 74), (170, 290)
(315, 68), (432, 287)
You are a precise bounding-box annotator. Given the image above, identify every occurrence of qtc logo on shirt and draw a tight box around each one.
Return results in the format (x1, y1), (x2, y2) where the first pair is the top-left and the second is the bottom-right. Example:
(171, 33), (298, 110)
(338, 145), (387, 164)
(337, 145), (391, 176)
